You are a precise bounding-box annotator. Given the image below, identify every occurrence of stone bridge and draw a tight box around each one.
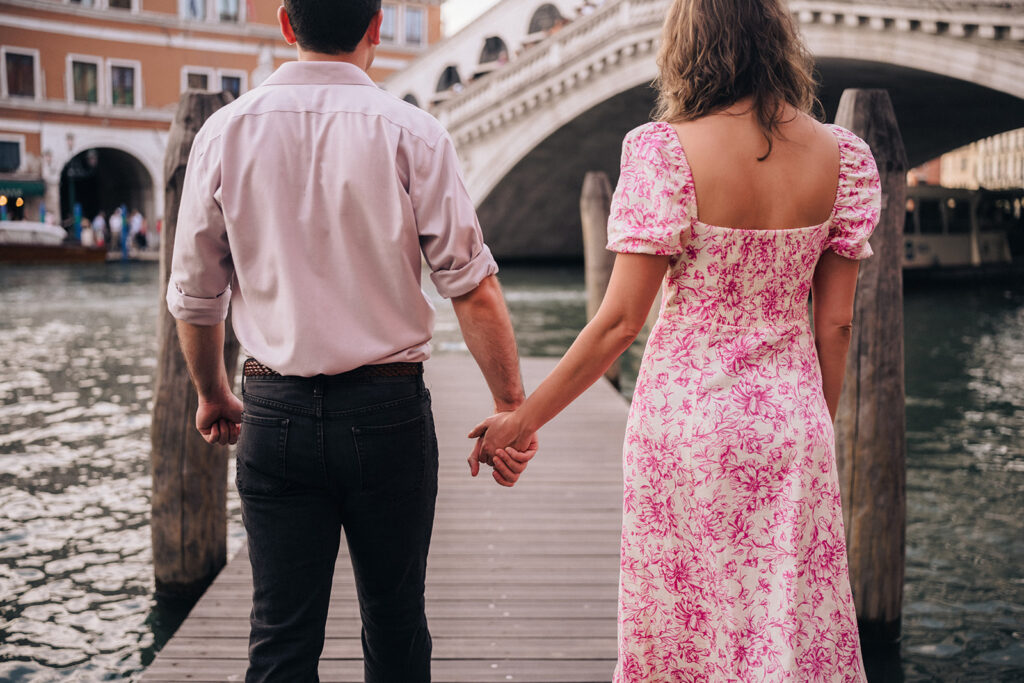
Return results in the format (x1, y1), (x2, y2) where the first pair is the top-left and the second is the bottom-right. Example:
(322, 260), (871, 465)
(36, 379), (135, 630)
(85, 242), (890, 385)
(386, 0), (1024, 258)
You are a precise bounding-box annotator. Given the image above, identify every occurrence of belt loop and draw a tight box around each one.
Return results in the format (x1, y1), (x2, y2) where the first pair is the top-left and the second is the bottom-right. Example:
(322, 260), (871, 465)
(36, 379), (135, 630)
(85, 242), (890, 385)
(313, 376), (323, 417)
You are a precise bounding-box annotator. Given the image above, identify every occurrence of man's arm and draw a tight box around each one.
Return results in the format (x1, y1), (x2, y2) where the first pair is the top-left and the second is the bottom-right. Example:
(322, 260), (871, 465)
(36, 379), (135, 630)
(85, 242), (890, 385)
(451, 274), (524, 411)
(451, 274), (534, 479)
(176, 320), (242, 445)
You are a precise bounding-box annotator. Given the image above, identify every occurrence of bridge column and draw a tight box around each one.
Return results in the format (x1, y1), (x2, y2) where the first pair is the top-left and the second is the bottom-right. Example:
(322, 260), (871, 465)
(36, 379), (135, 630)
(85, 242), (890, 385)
(832, 89), (908, 651)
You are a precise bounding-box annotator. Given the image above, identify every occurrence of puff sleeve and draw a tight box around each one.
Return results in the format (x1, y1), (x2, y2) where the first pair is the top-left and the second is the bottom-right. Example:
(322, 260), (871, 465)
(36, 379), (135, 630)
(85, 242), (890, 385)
(606, 123), (696, 256)
(826, 125), (881, 260)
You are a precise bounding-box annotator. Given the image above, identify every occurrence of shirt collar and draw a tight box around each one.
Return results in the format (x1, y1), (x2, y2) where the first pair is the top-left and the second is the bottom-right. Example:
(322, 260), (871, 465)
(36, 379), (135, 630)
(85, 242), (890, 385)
(262, 61), (378, 88)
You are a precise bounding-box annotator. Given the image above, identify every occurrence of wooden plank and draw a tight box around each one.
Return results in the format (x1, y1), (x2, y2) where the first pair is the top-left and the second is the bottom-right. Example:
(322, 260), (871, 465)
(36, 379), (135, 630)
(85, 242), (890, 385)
(165, 619), (617, 639)
(157, 637), (619, 660)
(142, 659), (615, 682)
(141, 355), (626, 681)
(187, 599), (618, 620)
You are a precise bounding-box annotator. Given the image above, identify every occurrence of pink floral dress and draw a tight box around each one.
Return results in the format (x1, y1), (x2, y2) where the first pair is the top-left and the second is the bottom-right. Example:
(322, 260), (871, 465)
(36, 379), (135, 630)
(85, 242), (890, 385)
(606, 121), (881, 682)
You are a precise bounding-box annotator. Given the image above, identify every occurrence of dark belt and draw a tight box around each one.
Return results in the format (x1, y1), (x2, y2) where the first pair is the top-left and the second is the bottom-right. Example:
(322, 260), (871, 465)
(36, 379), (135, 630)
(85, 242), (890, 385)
(242, 357), (423, 379)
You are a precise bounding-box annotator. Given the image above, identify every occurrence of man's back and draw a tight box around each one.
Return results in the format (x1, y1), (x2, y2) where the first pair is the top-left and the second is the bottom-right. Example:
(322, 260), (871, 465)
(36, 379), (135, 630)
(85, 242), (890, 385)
(170, 62), (494, 377)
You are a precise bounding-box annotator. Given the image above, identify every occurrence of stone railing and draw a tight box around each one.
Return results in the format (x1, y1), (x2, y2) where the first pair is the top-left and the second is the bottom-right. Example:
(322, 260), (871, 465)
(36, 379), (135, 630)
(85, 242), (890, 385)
(789, 1), (1024, 41)
(436, 0), (1019, 135)
(434, 0), (1024, 143)
(436, 0), (668, 132)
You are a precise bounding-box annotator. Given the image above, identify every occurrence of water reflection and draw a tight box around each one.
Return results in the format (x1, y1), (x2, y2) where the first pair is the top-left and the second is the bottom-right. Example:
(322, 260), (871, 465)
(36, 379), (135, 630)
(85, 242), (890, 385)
(900, 283), (1024, 681)
(0, 264), (1021, 680)
(0, 264), (245, 681)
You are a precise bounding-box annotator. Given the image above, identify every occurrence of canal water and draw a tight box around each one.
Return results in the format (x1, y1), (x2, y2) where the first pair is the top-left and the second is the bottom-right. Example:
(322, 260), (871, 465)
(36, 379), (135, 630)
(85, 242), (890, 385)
(0, 263), (1021, 681)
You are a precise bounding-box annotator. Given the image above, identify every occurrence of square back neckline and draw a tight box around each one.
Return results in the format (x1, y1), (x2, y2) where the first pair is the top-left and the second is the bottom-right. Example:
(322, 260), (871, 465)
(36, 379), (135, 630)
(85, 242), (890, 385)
(656, 120), (844, 234)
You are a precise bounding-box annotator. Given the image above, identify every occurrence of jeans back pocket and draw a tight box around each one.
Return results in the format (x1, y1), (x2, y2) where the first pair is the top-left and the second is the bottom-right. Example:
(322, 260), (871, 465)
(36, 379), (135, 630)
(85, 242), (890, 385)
(236, 413), (290, 496)
(353, 414), (426, 501)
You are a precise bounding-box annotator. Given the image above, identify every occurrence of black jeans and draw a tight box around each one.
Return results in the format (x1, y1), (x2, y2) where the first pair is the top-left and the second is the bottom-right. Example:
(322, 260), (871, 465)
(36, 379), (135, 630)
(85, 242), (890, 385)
(237, 370), (438, 683)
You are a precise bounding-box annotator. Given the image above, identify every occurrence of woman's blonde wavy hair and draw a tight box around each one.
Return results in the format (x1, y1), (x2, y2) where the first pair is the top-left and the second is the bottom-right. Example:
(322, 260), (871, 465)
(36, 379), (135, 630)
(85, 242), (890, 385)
(655, 0), (819, 159)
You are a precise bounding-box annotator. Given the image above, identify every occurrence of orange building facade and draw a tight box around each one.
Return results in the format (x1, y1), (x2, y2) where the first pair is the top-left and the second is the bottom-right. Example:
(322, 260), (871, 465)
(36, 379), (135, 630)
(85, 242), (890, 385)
(0, 0), (442, 228)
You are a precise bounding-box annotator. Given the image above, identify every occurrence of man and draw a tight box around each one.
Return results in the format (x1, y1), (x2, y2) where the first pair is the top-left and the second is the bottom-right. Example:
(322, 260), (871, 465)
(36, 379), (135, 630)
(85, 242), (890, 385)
(166, 1), (536, 680)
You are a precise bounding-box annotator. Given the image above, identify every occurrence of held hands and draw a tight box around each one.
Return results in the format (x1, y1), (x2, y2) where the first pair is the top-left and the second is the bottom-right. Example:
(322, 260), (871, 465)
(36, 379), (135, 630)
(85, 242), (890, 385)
(196, 390), (243, 445)
(467, 411), (538, 487)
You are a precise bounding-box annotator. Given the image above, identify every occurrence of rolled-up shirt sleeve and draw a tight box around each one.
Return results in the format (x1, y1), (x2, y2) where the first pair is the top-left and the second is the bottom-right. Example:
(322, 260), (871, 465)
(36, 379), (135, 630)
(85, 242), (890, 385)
(412, 132), (498, 299)
(166, 130), (234, 326)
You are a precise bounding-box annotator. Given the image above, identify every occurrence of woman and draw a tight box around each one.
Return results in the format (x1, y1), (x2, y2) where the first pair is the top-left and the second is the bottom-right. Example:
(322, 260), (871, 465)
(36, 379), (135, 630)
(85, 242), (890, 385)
(471, 0), (879, 680)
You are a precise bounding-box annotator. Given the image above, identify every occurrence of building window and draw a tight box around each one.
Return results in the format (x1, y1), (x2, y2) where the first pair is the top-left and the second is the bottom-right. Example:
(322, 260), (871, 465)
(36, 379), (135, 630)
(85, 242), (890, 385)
(109, 61), (139, 107)
(218, 70), (247, 98)
(0, 140), (21, 173)
(2, 48), (39, 99)
(69, 56), (102, 104)
(67, 0), (96, 7)
(405, 6), (425, 46)
(108, 0), (133, 9)
(221, 75), (240, 98)
(182, 67), (216, 92)
(381, 4), (397, 43)
(181, 0), (206, 21)
(218, 0), (239, 22)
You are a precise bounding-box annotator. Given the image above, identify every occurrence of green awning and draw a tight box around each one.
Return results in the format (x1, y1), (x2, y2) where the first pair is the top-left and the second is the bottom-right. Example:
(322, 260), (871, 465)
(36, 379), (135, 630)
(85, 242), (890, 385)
(0, 180), (45, 198)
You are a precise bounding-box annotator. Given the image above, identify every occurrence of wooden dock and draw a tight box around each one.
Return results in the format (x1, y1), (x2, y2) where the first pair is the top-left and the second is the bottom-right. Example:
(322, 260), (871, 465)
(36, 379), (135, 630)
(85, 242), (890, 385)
(141, 355), (627, 682)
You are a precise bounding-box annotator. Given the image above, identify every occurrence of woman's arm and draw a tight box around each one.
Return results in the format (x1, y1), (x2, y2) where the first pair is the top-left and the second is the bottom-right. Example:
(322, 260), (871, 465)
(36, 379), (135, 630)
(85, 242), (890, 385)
(470, 253), (670, 458)
(810, 250), (861, 421)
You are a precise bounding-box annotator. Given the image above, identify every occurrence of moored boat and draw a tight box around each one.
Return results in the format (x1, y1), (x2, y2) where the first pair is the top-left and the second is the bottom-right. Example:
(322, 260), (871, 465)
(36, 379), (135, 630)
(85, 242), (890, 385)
(0, 221), (107, 264)
(904, 186), (1021, 269)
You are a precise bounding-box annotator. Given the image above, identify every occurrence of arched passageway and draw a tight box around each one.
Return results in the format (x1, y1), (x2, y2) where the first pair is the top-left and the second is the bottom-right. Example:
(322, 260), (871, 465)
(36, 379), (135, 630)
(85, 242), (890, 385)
(480, 36), (509, 65)
(60, 148), (154, 231)
(476, 36), (510, 79)
(436, 66), (462, 93)
(528, 4), (565, 35)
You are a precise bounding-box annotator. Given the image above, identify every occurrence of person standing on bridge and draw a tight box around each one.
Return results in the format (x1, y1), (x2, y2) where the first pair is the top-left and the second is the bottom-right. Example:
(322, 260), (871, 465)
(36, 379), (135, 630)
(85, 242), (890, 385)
(166, 1), (536, 681)
(470, 0), (880, 680)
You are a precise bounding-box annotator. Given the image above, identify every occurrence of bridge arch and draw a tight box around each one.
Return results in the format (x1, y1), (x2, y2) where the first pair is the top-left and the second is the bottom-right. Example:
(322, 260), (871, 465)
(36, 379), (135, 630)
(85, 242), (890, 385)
(403, 0), (1024, 258)
(466, 49), (1024, 258)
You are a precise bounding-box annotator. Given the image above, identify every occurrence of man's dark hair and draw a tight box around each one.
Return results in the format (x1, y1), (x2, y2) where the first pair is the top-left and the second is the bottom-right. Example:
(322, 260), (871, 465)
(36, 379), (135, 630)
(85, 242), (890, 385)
(283, 0), (382, 54)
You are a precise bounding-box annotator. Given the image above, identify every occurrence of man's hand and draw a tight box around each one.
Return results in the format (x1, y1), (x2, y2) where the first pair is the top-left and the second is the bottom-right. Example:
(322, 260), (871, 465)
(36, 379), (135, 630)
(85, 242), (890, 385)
(468, 410), (527, 462)
(176, 320), (241, 445)
(196, 390), (243, 445)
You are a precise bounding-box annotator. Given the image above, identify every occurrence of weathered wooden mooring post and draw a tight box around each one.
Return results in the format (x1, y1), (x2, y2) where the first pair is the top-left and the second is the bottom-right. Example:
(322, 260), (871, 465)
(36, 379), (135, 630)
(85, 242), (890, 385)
(580, 171), (621, 388)
(833, 88), (908, 648)
(151, 91), (239, 601)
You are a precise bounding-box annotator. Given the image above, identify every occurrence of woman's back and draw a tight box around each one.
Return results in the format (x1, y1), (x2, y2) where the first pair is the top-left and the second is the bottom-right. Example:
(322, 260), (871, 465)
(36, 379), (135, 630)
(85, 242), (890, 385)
(672, 101), (841, 231)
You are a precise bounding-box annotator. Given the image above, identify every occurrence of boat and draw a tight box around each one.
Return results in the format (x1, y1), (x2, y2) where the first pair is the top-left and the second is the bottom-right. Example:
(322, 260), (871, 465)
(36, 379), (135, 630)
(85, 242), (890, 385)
(904, 186), (1020, 269)
(0, 220), (108, 264)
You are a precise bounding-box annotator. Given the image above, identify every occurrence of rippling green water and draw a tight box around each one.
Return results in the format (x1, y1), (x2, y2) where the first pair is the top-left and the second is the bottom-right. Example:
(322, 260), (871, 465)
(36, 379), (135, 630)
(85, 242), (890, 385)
(0, 263), (1021, 681)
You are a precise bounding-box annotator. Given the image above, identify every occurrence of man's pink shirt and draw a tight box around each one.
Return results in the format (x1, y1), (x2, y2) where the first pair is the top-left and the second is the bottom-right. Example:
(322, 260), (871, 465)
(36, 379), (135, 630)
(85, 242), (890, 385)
(167, 61), (497, 377)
